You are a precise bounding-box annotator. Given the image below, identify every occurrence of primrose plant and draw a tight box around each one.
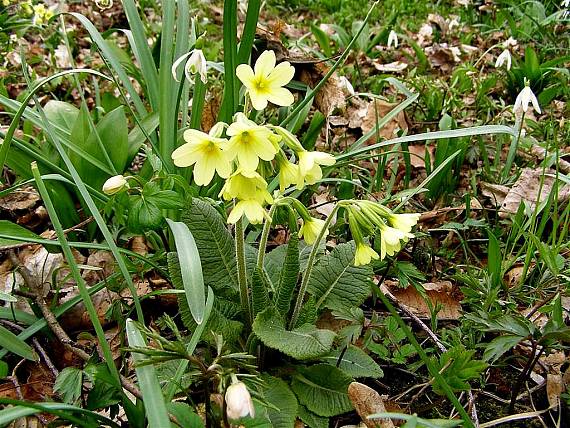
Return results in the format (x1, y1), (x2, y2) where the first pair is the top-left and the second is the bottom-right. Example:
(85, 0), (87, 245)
(142, 49), (423, 425)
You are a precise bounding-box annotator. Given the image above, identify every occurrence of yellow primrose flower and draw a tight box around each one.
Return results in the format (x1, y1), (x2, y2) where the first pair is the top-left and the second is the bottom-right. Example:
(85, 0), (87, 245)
(219, 169), (273, 203)
(236, 50), (295, 111)
(172, 126), (231, 186)
(354, 243), (380, 266)
(298, 151), (336, 185)
(228, 199), (267, 224)
(387, 213), (421, 233)
(226, 113), (280, 172)
(298, 217), (328, 245)
(277, 157), (304, 192)
(379, 223), (413, 259)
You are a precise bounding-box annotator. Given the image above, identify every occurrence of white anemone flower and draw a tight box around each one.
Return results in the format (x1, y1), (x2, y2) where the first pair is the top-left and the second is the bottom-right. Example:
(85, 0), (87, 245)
(171, 49), (208, 83)
(494, 49), (512, 70)
(514, 84), (541, 115)
(387, 30), (399, 48)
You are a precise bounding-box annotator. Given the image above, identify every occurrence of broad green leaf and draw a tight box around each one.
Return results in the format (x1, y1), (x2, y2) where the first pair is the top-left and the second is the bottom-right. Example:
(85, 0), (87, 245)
(126, 319), (170, 428)
(297, 405), (329, 428)
(291, 364), (353, 417)
(127, 112), (159, 160)
(261, 375), (298, 428)
(181, 198), (238, 291)
(168, 253), (243, 343)
(274, 234), (300, 317)
(432, 346), (487, 395)
(167, 220), (206, 324)
(0, 324), (37, 361)
(483, 334), (525, 363)
(0, 220), (41, 247)
(321, 345), (383, 379)
(54, 367), (83, 404)
(252, 307), (335, 360)
(307, 241), (372, 311)
(0, 360), (7, 378)
(44, 101), (79, 131)
(167, 402), (204, 428)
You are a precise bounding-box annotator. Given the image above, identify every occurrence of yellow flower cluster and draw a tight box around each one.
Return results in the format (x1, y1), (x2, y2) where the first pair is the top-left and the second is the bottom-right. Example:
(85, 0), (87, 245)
(346, 200), (420, 266)
(32, 3), (54, 26)
(171, 50), (336, 229)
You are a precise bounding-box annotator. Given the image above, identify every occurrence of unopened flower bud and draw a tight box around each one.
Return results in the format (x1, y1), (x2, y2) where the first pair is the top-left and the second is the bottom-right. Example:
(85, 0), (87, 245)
(225, 381), (255, 420)
(102, 175), (128, 195)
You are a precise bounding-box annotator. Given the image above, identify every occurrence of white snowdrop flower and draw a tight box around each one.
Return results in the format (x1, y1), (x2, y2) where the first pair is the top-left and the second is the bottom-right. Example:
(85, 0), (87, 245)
(504, 37), (518, 48)
(387, 30), (399, 49)
(171, 49), (208, 84)
(514, 84), (541, 115)
(339, 76), (355, 96)
(495, 49), (512, 70)
(562, 0), (569, 8)
(225, 381), (255, 420)
(102, 175), (128, 195)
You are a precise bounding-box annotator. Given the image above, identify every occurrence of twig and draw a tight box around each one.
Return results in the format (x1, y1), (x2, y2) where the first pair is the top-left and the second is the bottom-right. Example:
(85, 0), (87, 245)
(7, 250), (143, 400)
(381, 286), (480, 426)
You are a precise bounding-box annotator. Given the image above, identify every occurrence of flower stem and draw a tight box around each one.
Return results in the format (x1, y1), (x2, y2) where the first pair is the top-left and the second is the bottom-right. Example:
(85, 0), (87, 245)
(289, 204), (339, 329)
(502, 111), (525, 182)
(256, 204), (277, 270)
(235, 217), (252, 326)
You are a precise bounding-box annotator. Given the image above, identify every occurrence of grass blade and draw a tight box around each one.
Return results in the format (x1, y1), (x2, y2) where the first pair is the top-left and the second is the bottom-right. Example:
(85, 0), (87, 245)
(126, 319), (171, 428)
(237, 0), (261, 64)
(0, 324), (36, 361)
(219, 0), (239, 122)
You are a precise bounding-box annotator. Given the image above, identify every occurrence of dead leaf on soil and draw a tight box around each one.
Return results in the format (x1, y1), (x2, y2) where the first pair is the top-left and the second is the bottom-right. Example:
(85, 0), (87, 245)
(547, 373), (563, 408)
(425, 43), (462, 73)
(347, 99), (408, 143)
(499, 168), (570, 218)
(348, 382), (395, 428)
(298, 63), (345, 117)
(407, 144), (434, 169)
(0, 187), (39, 211)
(381, 280), (462, 320)
(372, 61), (408, 74)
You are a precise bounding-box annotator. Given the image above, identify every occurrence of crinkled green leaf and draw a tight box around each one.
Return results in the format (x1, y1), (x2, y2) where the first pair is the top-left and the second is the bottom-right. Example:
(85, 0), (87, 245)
(291, 364), (353, 417)
(321, 345), (383, 379)
(253, 307), (334, 360)
(307, 241), (372, 310)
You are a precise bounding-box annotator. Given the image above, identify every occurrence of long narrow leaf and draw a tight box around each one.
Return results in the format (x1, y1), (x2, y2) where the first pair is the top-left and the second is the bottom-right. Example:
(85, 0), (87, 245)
(166, 219), (206, 324)
(219, 0), (239, 122)
(126, 319), (171, 428)
(237, 0), (261, 64)
(0, 324), (36, 361)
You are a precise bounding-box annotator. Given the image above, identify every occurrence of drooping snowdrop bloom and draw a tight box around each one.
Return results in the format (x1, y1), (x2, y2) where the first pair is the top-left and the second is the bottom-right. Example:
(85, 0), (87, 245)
(562, 0), (569, 8)
(236, 50), (295, 110)
(171, 49), (208, 83)
(514, 84), (541, 115)
(225, 381), (255, 420)
(494, 49), (512, 70)
(102, 175), (128, 195)
(171, 125), (231, 186)
(387, 30), (399, 48)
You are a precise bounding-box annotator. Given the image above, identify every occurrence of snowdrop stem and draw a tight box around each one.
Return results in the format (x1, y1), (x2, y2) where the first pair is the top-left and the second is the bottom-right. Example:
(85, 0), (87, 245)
(502, 111), (525, 182)
(256, 204), (277, 270)
(289, 204), (340, 329)
(235, 216), (252, 326)
(472, 43), (501, 69)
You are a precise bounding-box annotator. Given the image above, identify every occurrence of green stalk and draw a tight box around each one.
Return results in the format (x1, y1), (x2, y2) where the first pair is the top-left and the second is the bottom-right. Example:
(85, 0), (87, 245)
(289, 204), (339, 329)
(190, 78), (207, 130)
(376, 289), (475, 427)
(502, 112), (524, 182)
(31, 163), (121, 383)
(219, 0), (238, 122)
(235, 217), (252, 326)
(256, 204), (277, 270)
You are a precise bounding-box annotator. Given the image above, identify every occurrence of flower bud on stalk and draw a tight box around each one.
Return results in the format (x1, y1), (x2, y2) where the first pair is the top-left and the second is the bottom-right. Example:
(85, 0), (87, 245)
(102, 175), (128, 195)
(225, 380), (255, 420)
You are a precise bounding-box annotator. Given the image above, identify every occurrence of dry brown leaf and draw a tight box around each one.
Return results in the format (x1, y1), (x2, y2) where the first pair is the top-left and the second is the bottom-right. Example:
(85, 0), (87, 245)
(298, 63), (345, 117)
(499, 168), (570, 218)
(359, 99), (409, 142)
(547, 373), (563, 408)
(417, 23), (434, 47)
(381, 280), (462, 320)
(348, 382), (395, 428)
(0, 187), (39, 211)
(313, 192), (336, 218)
(407, 144), (434, 169)
(425, 44), (462, 73)
(480, 182), (510, 207)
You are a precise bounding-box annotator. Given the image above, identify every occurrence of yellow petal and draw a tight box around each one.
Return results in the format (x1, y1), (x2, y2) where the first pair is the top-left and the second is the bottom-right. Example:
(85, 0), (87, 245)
(254, 50), (276, 77)
(193, 156), (216, 186)
(249, 89), (269, 111)
(236, 64), (255, 88)
(237, 145), (260, 172)
(267, 87), (294, 107)
(227, 203), (246, 224)
(267, 61), (295, 87)
(172, 143), (201, 167)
